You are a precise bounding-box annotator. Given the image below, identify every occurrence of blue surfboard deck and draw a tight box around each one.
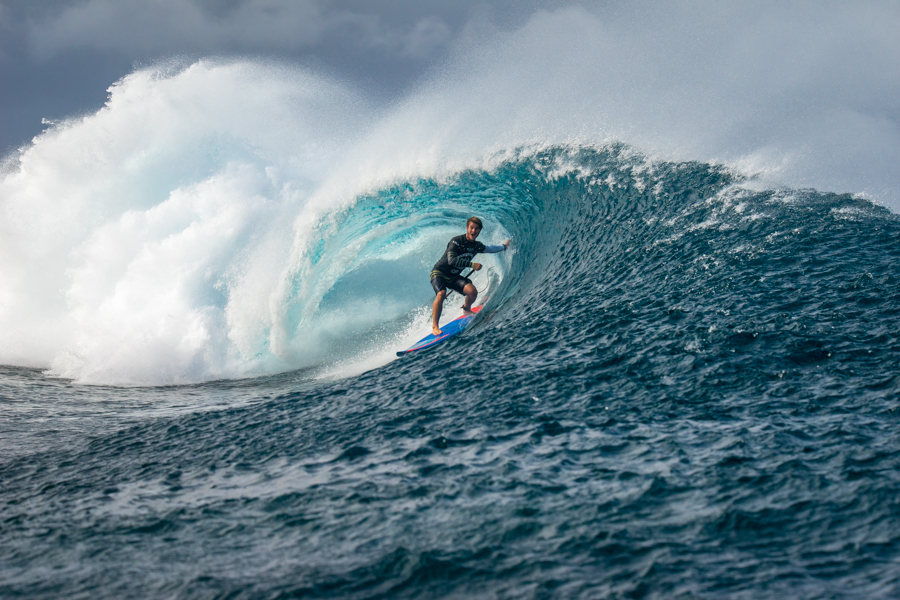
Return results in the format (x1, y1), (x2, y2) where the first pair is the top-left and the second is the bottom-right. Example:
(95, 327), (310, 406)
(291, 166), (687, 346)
(397, 305), (483, 356)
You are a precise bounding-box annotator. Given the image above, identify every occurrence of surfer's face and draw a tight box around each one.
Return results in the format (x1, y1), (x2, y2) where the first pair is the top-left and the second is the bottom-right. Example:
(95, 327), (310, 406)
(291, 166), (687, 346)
(466, 222), (482, 241)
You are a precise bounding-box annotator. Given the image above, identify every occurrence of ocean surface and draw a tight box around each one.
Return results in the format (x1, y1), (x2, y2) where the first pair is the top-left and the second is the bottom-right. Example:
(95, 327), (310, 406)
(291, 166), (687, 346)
(3, 139), (900, 598)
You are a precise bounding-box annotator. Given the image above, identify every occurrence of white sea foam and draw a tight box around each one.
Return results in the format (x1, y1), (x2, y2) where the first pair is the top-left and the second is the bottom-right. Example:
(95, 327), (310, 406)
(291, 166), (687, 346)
(0, 60), (372, 384)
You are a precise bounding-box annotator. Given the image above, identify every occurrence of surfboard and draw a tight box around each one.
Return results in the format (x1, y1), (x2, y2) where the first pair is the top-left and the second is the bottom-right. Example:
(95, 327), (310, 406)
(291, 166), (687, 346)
(396, 305), (483, 356)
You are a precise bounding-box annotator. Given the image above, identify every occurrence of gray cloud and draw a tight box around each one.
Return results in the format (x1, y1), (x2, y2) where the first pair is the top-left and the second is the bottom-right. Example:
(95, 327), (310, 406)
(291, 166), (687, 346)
(0, 0), (547, 150)
(26, 0), (471, 61)
(30, 0), (330, 58)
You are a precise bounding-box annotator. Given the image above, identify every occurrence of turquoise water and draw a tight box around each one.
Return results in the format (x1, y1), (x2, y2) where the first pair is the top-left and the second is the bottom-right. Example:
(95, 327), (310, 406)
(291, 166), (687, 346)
(3, 145), (900, 598)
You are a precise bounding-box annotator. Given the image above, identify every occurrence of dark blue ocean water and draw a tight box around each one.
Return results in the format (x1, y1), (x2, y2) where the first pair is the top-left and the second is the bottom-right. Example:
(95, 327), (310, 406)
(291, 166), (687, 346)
(3, 146), (900, 598)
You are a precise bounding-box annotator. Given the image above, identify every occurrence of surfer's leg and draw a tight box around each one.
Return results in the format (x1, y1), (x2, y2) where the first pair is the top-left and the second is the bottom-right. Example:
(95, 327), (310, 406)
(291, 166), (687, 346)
(432, 290), (447, 335)
(461, 283), (478, 315)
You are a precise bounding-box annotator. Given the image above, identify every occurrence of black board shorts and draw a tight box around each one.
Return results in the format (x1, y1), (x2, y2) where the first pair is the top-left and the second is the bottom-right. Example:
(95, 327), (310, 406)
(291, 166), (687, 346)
(431, 273), (471, 295)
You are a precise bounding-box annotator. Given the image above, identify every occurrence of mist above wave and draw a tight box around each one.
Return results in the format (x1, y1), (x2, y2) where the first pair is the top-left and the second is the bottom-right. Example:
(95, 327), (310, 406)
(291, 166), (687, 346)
(359, 2), (899, 206)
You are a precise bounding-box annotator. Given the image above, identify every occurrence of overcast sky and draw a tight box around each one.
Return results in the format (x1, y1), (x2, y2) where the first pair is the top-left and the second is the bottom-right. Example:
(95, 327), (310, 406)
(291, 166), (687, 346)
(0, 0), (554, 153)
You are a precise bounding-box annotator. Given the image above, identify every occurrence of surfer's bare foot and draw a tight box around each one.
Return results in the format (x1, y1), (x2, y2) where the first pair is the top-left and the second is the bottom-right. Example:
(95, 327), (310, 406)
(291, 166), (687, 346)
(432, 326), (443, 336)
(461, 305), (475, 316)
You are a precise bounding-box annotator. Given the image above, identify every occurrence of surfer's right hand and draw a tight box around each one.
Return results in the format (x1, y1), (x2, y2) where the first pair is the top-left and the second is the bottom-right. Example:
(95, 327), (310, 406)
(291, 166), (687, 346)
(472, 263), (482, 271)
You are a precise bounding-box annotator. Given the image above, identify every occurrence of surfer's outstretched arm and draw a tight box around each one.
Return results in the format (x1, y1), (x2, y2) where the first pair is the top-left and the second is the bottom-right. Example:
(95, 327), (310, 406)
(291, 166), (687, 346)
(482, 239), (511, 253)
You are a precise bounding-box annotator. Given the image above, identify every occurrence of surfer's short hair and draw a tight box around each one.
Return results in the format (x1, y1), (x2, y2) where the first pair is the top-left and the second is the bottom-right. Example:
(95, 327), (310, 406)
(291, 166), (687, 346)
(467, 216), (483, 229)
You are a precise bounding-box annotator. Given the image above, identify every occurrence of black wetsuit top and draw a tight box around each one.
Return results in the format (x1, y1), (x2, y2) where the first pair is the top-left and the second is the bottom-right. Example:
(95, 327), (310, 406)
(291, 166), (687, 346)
(431, 235), (486, 281)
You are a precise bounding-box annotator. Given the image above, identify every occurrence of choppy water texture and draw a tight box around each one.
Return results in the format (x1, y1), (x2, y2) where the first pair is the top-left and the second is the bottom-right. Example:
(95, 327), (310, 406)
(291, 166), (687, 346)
(3, 146), (900, 599)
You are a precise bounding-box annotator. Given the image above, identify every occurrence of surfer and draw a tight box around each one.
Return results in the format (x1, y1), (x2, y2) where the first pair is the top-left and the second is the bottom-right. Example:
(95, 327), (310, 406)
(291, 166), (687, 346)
(430, 217), (510, 335)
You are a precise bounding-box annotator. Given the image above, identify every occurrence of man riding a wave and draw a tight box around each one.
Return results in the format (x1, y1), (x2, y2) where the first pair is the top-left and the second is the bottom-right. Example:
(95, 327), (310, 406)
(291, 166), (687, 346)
(430, 216), (510, 336)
